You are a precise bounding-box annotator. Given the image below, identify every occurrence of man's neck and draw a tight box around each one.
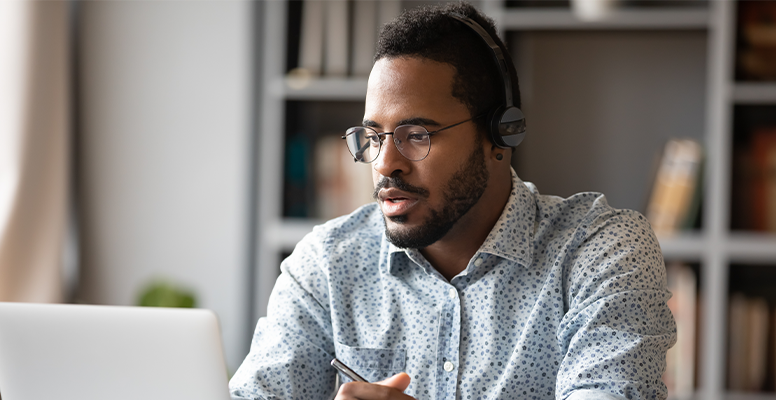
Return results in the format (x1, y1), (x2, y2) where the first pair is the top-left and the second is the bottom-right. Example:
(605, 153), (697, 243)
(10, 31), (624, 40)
(420, 171), (513, 281)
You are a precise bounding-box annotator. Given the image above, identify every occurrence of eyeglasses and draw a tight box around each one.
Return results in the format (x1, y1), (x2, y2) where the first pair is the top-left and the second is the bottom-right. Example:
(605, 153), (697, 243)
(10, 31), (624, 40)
(342, 116), (479, 163)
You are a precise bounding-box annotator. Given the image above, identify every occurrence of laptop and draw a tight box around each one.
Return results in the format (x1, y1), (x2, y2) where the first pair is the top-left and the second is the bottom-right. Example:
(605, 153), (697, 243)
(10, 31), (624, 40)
(0, 302), (230, 400)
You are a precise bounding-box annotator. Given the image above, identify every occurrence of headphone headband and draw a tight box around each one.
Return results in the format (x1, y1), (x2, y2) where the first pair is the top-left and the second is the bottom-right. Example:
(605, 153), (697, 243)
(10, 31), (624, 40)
(449, 14), (513, 108)
(448, 13), (527, 149)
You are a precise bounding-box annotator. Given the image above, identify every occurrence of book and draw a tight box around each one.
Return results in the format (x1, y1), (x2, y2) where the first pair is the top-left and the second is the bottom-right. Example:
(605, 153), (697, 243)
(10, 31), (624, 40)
(694, 293), (703, 390)
(728, 293), (750, 391)
(664, 262), (697, 398)
(771, 307), (776, 392)
(645, 139), (703, 237)
(680, 153), (704, 231)
(751, 128), (776, 232)
(767, 146), (776, 232)
(727, 293), (771, 392)
(298, 0), (325, 76)
(284, 135), (311, 218)
(351, 0), (378, 77)
(323, 0), (349, 77)
(731, 146), (758, 230)
(314, 134), (374, 220)
(747, 297), (769, 391)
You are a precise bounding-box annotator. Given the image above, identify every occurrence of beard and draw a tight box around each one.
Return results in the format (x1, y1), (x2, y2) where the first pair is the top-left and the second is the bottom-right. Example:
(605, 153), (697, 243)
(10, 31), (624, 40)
(374, 141), (489, 249)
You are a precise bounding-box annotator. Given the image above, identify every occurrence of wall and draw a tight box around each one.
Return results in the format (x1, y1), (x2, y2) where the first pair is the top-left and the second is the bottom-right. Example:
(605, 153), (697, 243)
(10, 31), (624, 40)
(77, 1), (253, 371)
(511, 30), (707, 213)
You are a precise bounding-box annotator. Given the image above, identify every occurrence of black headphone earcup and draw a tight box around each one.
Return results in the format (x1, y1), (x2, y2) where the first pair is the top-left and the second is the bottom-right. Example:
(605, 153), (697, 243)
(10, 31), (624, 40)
(488, 107), (507, 148)
(489, 106), (526, 149)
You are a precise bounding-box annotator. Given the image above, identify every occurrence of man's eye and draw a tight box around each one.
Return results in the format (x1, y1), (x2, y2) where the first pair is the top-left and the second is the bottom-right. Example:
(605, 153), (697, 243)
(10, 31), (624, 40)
(366, 134), (381, 145)
(407, 133), (427, 142)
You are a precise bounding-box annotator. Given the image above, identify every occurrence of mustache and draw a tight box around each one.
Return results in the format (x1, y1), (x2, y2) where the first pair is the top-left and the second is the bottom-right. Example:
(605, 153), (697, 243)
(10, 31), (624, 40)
(372, 175), (430, 200)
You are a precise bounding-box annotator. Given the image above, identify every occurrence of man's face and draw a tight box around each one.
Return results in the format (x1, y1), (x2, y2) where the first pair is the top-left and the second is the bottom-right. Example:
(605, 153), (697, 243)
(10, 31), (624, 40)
(365, 57), (490, 248)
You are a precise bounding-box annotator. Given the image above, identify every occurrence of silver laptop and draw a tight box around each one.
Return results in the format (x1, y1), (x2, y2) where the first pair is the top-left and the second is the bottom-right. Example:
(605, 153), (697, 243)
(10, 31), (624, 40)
(0, 302), (230, 400)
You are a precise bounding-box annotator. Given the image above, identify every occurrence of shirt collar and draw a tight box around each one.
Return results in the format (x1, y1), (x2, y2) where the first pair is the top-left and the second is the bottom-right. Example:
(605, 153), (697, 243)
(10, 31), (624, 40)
(478, 168), (535, 267)
(384, 168), (536, 274)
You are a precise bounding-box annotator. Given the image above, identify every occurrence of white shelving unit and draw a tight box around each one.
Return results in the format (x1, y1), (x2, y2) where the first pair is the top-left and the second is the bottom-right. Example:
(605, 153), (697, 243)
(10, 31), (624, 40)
(496, 7), (709, 30)
(732, 83), (776, 104)
(279, 78), (368, 100)
(253, 2), (776, 400)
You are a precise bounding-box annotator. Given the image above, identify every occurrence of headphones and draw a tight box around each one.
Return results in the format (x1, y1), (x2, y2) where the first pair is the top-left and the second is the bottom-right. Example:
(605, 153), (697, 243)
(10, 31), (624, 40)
(449, 14), (527, 149)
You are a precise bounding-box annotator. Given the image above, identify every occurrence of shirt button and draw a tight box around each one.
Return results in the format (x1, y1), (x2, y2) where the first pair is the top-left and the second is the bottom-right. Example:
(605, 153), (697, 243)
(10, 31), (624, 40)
(448, 288), (457, 299)
(474, 258), (483, 267)
(444, 361), (454, 372)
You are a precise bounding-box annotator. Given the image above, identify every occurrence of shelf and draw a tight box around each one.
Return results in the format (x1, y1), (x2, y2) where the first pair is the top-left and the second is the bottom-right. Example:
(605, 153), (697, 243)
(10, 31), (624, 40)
(659, 232), (706, 261)
(269, 219), (712, 260)
(265, 219), (319, 250)
(266, 223), (776, 265)
(667, 394), (698, 400)
(670, 392), (776, 400)
(726, 232), (776, 263)
(657, 232), (776, 263)
(271, 77), (368, 101)
(500, 8), (709, 30)
(725, 392), (776, 400)
(732, 83), (776, 104)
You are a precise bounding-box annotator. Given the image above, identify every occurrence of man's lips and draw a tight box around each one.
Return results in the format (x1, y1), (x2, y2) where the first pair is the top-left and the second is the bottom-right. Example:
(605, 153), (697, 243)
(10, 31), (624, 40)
(373, 176), (429, 218)
(378, 188), (419, 217)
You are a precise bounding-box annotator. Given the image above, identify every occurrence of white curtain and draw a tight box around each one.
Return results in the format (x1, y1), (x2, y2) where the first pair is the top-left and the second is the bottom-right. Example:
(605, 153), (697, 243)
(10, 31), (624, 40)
(0, 1), (70, 302)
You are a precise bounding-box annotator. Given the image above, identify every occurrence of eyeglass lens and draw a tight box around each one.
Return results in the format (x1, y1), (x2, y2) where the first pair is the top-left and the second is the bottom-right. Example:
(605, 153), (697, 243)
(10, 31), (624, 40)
(344, 125), (431, 163)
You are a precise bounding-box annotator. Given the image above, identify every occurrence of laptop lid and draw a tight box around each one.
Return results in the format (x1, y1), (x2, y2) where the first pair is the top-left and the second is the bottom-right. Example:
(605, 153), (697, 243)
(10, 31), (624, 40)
(0, 302), (230, 400)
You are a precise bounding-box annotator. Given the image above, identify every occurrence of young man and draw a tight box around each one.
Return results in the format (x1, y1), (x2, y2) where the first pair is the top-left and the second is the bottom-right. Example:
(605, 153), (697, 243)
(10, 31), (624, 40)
(230, 3), (675, 399)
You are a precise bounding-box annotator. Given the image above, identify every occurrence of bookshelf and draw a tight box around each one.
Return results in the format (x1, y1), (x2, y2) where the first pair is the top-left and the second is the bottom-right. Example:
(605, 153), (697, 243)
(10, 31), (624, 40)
(253, 1), (776, 400)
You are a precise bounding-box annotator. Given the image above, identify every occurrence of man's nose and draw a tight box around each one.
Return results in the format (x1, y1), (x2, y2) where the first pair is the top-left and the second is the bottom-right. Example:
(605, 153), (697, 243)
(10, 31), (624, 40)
(372, 134), (411, 178)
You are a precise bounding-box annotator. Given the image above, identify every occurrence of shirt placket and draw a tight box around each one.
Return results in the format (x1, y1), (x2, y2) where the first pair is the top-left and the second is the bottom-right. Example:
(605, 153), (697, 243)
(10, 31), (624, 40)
(435, 282), (462, 399)
(436, 268), (465, 399)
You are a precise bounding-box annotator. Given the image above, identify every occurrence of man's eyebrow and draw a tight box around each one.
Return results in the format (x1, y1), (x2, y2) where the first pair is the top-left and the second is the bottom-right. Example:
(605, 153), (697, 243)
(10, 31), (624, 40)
(361, 117), (441, 130)
(397, 117), (440, 127)
(363, 119), (380, 128)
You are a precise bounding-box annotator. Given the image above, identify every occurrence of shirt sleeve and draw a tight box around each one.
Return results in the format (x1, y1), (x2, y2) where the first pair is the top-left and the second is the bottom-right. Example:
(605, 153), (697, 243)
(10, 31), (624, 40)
(556, 210), (677, 400)
(229, 228), (337, 400)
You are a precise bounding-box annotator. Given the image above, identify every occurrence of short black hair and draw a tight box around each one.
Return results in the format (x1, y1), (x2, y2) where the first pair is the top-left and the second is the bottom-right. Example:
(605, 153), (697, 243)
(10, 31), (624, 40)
(375, 2), (521, 138)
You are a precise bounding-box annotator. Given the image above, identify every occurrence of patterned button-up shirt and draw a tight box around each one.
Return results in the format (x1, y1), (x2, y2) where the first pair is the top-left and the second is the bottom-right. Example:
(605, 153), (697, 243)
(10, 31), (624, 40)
(230, 170), (676, 400)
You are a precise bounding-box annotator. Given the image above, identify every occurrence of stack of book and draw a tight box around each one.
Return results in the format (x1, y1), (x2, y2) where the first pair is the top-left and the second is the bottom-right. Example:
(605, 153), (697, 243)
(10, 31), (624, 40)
(645, 139), (704, 237)
(664, 262), (698, 399)
(736, 1), (776, 81)
(727, 292), (772, 392)
(732, 127), (776, 232)
(294, 0), (403, 79)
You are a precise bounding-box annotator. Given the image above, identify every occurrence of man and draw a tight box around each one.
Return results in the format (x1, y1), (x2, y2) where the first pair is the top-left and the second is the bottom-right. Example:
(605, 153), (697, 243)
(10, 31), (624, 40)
(230, 3), (675, 399)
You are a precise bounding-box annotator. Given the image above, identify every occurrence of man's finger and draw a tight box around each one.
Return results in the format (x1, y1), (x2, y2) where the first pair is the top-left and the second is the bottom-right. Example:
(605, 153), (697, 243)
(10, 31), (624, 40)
(376, 372), (411, 392)
(335, 373), (413, 399)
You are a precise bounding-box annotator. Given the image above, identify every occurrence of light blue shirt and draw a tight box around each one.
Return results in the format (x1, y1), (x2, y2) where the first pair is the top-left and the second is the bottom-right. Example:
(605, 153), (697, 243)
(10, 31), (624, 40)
(230, 170), (676, 400)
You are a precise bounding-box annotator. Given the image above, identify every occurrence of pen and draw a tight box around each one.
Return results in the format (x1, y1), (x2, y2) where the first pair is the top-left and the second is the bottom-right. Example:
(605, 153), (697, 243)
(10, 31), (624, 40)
(331, 358), (368, 383)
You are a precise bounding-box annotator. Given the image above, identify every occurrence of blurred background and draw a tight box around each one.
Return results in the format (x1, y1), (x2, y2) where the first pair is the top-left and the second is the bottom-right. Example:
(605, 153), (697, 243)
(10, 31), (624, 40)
(1, 0), (252, 371)
(3, 1), (776, 398)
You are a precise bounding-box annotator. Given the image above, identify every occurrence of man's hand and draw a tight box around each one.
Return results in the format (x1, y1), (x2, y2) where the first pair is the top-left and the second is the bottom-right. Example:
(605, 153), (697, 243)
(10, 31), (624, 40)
(334, 372), (415, 400)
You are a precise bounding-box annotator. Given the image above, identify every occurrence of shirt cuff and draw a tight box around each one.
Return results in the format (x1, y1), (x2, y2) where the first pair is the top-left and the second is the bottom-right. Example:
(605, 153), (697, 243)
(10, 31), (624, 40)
(566, 389), (628, 400)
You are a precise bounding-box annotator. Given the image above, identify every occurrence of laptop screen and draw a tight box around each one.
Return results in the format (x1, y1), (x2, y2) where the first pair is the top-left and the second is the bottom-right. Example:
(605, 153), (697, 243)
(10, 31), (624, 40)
(0, 302), (230, 400)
